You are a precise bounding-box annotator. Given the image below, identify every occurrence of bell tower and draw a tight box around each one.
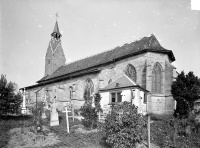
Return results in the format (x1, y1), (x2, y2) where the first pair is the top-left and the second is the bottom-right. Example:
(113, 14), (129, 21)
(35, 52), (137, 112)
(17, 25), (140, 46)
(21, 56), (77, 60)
(45, 21), (66, 76)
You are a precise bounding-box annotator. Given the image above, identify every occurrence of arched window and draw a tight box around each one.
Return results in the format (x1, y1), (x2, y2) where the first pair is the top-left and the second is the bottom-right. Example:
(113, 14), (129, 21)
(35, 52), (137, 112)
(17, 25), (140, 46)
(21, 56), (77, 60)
(125, 64), (137, 82)
(84, 78), (94, 100)
(152, 63), (162, 94)
(69, 86), (73, 100)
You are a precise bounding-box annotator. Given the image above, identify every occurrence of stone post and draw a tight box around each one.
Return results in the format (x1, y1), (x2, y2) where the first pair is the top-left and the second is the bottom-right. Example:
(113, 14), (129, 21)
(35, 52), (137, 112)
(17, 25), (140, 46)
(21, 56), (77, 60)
(21, 88), (27, 114)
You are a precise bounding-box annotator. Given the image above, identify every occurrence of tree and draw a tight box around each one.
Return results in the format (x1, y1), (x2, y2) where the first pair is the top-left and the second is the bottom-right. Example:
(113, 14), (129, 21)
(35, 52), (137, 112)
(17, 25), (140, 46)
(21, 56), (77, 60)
(171, 71), (200, 118)
(0, 74), (22, 115)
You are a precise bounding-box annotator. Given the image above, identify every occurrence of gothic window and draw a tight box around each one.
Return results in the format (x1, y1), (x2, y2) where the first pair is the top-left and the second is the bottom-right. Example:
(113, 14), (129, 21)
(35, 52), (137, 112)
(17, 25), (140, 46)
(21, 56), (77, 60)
(69, 86), (73, 100)
(125, 64), (137, 82)
(152, 63), (162, 94)
(84, 78), (94, 100)
(48, 59), (50, 64)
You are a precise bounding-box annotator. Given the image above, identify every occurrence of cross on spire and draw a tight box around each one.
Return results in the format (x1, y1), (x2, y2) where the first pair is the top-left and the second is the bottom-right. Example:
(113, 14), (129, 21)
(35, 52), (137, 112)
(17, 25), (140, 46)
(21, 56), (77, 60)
(51, 12), (62, 39)
(56, 12), (59, 21)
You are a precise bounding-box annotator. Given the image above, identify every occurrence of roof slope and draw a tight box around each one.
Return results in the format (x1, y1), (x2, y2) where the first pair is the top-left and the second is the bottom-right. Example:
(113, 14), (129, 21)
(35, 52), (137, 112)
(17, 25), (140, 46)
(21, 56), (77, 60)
(100, 74), (137, 91)
(100, 74), (148, 92)
(38, 34), (175, 83)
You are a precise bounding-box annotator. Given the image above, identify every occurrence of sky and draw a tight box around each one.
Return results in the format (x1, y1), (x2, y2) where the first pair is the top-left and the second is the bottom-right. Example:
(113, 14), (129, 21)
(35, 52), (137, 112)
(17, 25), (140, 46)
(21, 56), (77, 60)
(0, 0), (200, 89)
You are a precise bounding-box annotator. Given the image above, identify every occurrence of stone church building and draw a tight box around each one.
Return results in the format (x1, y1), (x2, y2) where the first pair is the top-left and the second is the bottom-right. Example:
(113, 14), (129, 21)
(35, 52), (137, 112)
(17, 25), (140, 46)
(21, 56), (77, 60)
(22, 21), (177, 114)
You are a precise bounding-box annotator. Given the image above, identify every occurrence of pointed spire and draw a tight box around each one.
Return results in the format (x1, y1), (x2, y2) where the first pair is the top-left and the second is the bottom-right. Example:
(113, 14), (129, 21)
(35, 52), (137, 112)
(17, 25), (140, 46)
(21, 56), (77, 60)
(51, 21), (62, 39)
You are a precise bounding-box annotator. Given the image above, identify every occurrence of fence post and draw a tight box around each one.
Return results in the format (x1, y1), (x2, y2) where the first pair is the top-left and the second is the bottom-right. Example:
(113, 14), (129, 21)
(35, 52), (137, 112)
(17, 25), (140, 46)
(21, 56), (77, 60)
(72, 104), (74, 121)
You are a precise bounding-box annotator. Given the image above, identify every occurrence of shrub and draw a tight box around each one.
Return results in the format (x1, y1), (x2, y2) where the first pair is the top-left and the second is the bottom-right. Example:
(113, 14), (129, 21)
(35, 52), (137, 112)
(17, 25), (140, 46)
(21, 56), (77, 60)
(102, 101), (147, 148)
(80, 92), (102, 129)
(150, 113), (200, 148)
(94, 93), (102, 113)
(80, 104), (98, 129)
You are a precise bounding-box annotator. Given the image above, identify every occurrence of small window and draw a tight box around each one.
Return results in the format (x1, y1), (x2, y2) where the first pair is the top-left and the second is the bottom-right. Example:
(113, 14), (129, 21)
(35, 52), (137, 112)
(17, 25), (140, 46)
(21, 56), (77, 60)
(117, 92), (122, 102)
(69, 86), (73, 100)
(111, 93), (115, 102)
(110, 92), (122, 103)
(144, 93), (147, 104)
(48, 59), (50, 64)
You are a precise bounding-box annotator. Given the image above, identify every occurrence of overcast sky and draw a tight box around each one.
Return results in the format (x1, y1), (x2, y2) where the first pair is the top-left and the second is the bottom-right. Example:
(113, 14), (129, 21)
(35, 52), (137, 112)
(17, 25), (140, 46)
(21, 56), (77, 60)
(0, 0), (200, 89)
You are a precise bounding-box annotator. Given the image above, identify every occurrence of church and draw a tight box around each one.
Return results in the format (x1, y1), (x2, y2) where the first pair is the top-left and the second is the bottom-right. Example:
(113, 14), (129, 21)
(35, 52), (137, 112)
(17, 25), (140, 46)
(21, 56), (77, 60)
(22, 21), (177, 114)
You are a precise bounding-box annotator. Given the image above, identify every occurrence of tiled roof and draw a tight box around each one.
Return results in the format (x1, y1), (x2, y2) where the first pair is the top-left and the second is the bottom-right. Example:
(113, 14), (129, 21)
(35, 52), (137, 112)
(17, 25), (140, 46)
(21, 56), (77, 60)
(37, 75), (50, 82)
(99, 74), (148, 92)
(38, 34), (175, 83)
(100, 74), (137, 91)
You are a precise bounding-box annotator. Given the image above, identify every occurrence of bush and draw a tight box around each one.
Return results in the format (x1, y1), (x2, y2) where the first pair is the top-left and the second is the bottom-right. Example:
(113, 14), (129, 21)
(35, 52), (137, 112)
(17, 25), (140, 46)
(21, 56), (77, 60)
(150, 113), (200, 148)
(80, 92), (102, 129)
(102, 102), (147, 148)
(80, 104), (98, 129)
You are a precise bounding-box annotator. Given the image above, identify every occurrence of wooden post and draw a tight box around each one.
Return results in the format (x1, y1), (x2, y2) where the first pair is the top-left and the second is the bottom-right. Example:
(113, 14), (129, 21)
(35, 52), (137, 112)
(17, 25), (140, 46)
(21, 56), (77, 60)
(62, 106), (71, 133)
(72, 104), (74, 121)
(66, 106), (69, 133)
(147, 93), (150, 148)
(147, 114), (150, 148)
(99, 111), (101, 122)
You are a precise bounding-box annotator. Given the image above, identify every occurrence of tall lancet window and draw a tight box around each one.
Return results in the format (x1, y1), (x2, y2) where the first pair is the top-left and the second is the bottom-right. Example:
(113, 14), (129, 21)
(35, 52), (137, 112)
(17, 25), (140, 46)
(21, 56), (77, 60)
(152, 63), (162, 94)
(125, 64), (137, 82)
(84, 78), (94, 101)
(69, 86), (73, 100)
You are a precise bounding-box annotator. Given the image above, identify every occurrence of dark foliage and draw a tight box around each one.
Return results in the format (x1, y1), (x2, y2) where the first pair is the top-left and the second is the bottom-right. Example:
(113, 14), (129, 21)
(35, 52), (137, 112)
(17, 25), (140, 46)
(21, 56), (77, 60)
(171, 71), (200, 118)
(80, 104), (98, 129)
(150, 113), (200, 148)
(102, 102), (147, 148)
(94, 93), (103, 113)
(0, 74), (22, 116)
(80, 92), (102, 129)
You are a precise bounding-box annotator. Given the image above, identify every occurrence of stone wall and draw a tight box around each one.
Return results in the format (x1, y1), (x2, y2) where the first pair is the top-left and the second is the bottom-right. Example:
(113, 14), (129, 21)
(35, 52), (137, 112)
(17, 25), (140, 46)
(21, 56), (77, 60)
(45, 42), (66, 76)
(27, 51), (175, 113)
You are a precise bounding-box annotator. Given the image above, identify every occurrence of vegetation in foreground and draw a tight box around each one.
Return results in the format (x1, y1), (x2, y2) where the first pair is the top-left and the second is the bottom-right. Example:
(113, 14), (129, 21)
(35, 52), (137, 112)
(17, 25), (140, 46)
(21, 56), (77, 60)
(150, 113), (200, 148)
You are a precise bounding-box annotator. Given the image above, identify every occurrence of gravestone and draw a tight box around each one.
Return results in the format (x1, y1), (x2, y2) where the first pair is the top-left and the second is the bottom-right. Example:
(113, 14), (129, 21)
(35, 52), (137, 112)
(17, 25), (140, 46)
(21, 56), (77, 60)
(50, 97), (59, 126)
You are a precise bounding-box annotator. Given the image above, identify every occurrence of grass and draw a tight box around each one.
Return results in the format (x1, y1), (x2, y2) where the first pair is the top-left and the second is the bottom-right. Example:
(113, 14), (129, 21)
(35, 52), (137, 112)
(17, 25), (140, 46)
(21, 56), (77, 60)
(0, 113), (105, 148)
(0, 115), (33, 148)
(48, 112), (104, 148)
(6, 112), (200, 148)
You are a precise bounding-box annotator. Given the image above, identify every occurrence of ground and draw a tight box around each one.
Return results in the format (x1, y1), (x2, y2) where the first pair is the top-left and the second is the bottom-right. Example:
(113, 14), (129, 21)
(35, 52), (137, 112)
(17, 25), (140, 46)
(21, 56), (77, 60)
(0, 114), (106, 148)
(0, 113), (162, 148)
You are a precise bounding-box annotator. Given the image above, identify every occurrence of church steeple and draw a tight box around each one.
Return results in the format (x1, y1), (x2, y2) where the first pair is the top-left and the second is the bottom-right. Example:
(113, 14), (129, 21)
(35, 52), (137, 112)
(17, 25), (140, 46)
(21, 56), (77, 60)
(51, 21), (62, 40)
(45, 19), (66, 76)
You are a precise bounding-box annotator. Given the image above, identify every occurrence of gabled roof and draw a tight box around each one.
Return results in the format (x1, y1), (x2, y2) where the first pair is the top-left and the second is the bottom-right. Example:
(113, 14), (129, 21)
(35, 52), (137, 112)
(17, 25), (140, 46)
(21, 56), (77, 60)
(51, 21), (62, 36)
(38, 34), (175, 84)
(99, 74), (148, 92)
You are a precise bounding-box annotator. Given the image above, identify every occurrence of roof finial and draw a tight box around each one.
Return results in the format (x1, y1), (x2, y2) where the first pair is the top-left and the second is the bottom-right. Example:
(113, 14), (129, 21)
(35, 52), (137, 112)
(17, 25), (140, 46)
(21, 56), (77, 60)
(56, 12), (59, 21)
